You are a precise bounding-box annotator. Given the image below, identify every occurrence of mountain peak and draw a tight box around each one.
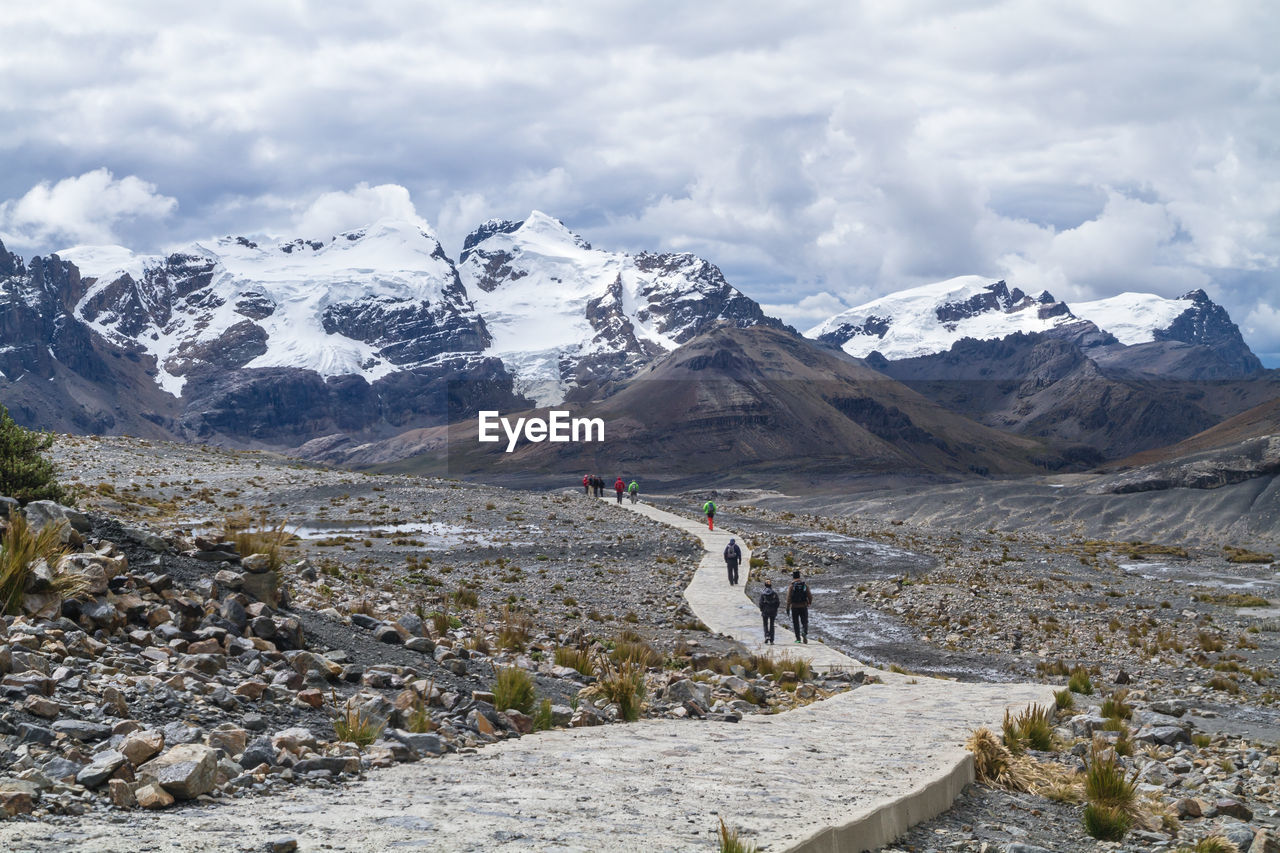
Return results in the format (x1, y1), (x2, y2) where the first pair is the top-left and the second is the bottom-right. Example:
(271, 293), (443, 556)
(807, 275), (1080, 360)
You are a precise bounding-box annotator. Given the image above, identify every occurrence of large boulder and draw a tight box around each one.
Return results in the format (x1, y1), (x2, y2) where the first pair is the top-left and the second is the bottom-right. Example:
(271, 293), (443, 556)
(665, 678), (711, 709)
(137, 744), (218, 799)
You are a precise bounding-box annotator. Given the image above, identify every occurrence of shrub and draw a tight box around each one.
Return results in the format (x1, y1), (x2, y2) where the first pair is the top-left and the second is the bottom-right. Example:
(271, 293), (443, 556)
(717, 818), (760, 853)
(492, 665), (537, 715)
(0, 405), (66, 504)
(1068, 667), (1094, 695)
(0, 511), (75, 614)
(1054, 688), (1075, 711)
(1082, 802), (1131, 841)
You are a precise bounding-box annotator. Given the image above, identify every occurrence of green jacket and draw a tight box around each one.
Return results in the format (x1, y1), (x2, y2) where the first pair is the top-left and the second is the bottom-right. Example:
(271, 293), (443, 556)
(628, 481), (638, 493)
(703, 501), (716, 515)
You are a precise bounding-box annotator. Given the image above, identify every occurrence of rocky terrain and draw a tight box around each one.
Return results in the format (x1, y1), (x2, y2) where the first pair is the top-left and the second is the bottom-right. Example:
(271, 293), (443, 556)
(690, 495), (1280, 851)
(0, 436), (847, 832)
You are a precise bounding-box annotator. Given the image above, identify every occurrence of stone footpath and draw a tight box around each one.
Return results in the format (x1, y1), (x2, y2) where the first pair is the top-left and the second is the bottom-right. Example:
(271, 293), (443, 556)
(1, 500), (1054, 853)
(616, 498), (863, 671)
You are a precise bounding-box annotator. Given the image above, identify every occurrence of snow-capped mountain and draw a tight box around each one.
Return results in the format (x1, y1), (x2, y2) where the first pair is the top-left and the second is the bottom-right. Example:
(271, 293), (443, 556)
(806, 277), (1083, 360)
(807, 279), (1262, 375)
(62, 219), (490, 398)
(458, 211), (784, 404)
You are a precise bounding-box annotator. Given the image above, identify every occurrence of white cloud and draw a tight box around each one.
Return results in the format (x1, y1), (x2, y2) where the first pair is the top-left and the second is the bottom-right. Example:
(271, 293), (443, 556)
(1, 2), (1278, 363)
(292, 183), (429, 241)
(0, 169), (176, 249)
(762, 292), (850, 330)
(1243, 302), (1280, 362)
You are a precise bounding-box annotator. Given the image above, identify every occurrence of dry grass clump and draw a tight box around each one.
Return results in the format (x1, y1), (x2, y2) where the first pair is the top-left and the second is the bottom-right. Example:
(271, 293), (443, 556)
(332, 696), (386, 747)
(223, 513), (295, 569)
(967, 728), (1028, 790)
(554, 645), (596, 676)
(610, 630), (662, 668)
(1223, 545), (1275, 564)
(1174, 836), (1240, 853)
(497, 605), (533, 651)
(1100, 688), (1133, 720)
(1193, 590), (1270, 607)
(0, 513), (76, 614)
(717, 818), (760, 853)
(590, 652), (648, 722)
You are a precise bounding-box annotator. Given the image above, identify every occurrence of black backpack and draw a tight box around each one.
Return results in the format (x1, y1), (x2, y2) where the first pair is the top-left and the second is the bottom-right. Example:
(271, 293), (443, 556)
(724, 544), (740, 562)
(760, 588), (779, 610)
(791, 580), (811, 607)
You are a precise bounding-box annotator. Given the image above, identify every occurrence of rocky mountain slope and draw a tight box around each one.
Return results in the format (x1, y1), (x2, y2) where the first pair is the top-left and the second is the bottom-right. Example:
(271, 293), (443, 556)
(458, 212), (785, 404)
(368, 325), (1081, 484)
(871, 330), (1280, 460)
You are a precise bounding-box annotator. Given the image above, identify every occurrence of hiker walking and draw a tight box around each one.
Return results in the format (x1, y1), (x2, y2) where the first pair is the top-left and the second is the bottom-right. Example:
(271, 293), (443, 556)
(723, 537), (742, 586)
(593, 475), (604, 498)
(582, 474), (590, 496)
(786, 569), (812, 644)
(702, 499), (716, 531)
(627, 479), (639, 504)
(758, 579), (780, 644)
(614, 476), (625, 504)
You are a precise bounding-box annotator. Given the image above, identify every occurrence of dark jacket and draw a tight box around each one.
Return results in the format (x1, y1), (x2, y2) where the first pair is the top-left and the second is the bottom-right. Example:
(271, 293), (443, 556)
(786, 579), (812, 610)
(723, 543), (741, 566)
(758, 587), (780, 616)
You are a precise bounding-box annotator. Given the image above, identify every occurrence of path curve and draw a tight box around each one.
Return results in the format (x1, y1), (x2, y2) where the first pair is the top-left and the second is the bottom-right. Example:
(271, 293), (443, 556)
(1, 497), (1054, 853)
(613, 496), (862, 671)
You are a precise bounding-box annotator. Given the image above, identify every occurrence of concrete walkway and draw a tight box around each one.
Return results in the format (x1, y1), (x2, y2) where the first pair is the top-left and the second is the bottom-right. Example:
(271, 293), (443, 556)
(1, 498), (1056, 853)
(614, 497), (862, 671)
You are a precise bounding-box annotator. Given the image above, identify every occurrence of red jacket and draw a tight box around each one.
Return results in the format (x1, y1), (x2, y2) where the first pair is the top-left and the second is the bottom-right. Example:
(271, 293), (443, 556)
(615, 478), (625, 492)
(583, 475), (589, 486)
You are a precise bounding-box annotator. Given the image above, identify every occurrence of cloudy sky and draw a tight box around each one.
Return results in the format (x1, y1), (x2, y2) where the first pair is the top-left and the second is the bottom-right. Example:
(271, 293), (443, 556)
(2, 1), (1278, 364)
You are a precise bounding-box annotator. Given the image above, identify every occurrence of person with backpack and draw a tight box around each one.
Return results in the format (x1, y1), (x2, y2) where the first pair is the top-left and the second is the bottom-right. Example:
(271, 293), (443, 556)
(614, 476), (625, 504)
(723, 537), (742, 586)
(582, 474), (590, 496)
(786, 569), (812, 644)
(702, 499), (716, 531)
(628, 479), (639, 503)
(758, 579), (780, 644)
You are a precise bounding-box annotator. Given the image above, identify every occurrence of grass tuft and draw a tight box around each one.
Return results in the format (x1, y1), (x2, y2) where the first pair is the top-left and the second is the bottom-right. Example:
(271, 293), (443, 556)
(554, 645), (596, 676)
(0, 512), (73, 614)
(717, 818), (760, 853)
(1082, 802), (1131, 841)
(593, 652), (647, 722)
(492, 665), (537, 715)
(332, 696), (386, 748)
(966, 727), (1027, 790)
(1068, 666), (1094, 695)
